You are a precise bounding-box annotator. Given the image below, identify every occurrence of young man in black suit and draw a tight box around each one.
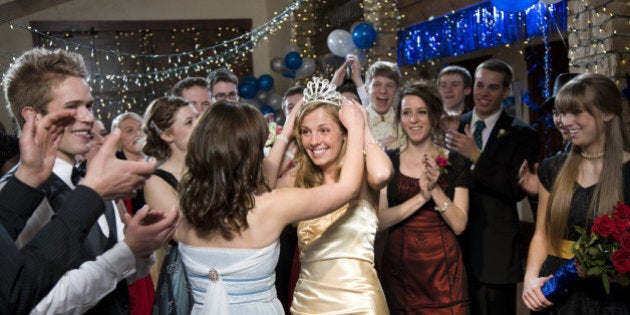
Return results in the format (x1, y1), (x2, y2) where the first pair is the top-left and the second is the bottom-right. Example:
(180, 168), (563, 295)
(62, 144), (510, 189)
(2, 47), (179, 314)
(446, 59), (540, 315)
(0, 109), (167, 314)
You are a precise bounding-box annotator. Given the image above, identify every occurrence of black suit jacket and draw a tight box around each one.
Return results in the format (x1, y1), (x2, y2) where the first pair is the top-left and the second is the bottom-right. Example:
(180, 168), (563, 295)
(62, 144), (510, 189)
(0, 176), (105, 314)
(40, 174), (130, 315)
(458, 110), (539, 284)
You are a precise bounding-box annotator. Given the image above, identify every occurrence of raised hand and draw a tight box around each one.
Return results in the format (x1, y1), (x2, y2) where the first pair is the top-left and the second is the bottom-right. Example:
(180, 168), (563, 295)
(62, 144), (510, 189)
(280, 98), (303, 141)
(331, 58), (352, 87)
(446, 124), (481, 162)
(423, 154), (439, 191)
(418, 174), (431, 200)
(518, 160), (540, 195)
(439, 111), (462, 133)
(81, 128), (156, 200)
(346, 55), (364, 87)
(122, 205), (180, 258)
(339, 97), (365, 132)
(15, 109), (77, 188)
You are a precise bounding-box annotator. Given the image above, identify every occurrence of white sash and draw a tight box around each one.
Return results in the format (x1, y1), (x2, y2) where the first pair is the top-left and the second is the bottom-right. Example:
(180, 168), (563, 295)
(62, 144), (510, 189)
(179, 241), (280, 315)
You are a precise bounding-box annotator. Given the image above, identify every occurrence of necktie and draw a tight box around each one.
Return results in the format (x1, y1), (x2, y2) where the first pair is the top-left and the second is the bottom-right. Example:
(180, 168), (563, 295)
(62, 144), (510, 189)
(71, 161), (86, 185)
(103, 202), (118, 249)
(473, 120), (486, 149)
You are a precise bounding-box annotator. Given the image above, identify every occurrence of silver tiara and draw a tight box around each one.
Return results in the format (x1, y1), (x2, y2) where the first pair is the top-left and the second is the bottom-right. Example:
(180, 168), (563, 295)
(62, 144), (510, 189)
(303, 77), (342, 107)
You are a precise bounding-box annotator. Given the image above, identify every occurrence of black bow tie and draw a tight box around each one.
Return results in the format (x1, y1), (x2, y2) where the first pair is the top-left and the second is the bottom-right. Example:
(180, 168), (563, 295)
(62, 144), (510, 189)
(71, 161), (87, 185)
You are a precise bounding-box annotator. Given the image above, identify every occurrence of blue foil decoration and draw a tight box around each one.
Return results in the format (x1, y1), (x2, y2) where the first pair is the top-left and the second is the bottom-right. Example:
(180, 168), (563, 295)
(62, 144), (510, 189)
(398, 0), (567, 65)
(541, 258), (580, 302)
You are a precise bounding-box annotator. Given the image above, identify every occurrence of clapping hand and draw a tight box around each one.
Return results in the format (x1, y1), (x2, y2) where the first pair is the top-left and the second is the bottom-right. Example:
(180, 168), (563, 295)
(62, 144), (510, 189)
(81, 129), (156, 200)
(15, 109), (77, 188)
(122, 205), (180, 258)
(440, 112), (462, 132)
(446, 125), (480, 161)
(518, 160), (540, 195)
(417, 154), (439, 200)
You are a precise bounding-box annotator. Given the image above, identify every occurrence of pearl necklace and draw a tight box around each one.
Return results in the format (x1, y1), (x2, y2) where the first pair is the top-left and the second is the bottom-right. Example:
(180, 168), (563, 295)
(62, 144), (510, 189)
(580, 151), (605, 160)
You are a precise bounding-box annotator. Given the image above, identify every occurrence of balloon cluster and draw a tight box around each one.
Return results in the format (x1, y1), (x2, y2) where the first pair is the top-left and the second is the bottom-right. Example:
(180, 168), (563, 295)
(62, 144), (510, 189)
(491, 0), (561, 12)
(269, 45), (317, 80)
(327, 22), (376, 59)
(238, 74), (284, 118)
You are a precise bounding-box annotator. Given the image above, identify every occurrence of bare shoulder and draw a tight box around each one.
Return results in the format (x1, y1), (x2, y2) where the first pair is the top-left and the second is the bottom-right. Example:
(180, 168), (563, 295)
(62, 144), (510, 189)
(144, 174), (175, 193)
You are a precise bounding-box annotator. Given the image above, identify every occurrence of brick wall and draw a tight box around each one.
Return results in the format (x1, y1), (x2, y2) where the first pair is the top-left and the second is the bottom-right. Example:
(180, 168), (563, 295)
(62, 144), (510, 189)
(567, 0), (630, 93)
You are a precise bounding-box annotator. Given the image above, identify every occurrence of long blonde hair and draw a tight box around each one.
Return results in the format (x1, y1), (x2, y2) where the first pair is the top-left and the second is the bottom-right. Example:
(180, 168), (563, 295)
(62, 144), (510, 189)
(546, 73), (630, 252)
(292, 102), (347, 188)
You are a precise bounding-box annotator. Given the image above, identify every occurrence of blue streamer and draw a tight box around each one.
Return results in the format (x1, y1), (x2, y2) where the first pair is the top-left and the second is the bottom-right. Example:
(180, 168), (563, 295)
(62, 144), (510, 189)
(541, 258), (580, 303)
(398, 0), (567, 65)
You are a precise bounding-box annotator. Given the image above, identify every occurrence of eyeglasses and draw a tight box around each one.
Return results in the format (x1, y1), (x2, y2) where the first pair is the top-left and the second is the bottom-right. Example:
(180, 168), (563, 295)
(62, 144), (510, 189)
(213, 91), (239, 101)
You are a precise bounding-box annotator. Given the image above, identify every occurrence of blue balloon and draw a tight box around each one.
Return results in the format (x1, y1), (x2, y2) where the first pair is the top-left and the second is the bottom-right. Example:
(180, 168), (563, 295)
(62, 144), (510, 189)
(352, 23), (377, 49)
(242, 75), (257, 85)
(491, 0), (537, 13)
(257, 74), (274, 91)
(238, 81), (258, 99)
(260, 104), (276, 117)
(284, 51), (303, 71)
(281, 70), (296, 79)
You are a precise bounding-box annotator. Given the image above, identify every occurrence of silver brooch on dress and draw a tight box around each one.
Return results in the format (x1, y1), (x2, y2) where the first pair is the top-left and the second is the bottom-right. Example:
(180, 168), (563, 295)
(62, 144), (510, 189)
(208, 268), (219, 282)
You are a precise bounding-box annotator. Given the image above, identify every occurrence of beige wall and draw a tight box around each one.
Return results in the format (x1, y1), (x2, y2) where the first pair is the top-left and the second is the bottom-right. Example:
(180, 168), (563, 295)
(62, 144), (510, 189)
(0, 0), (296, 133)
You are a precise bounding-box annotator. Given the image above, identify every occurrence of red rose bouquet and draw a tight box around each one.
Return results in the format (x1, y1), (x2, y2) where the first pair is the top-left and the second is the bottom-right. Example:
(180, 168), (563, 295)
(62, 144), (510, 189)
(572, 201), (630, 293)
(542, 201), (630, 301)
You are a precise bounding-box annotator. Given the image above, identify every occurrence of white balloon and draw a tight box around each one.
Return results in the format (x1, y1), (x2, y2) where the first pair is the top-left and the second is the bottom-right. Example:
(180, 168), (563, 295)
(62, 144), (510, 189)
(267, 93), (283, 110)
(256, 90), (269, 104)
(295, 57), (316, 79)
(284, 44), (300, 55)
(243, 98), (261, 109)
(540, 0), (562, 3)
(270, 57), (286, 73)
(327, 29), (355, 57)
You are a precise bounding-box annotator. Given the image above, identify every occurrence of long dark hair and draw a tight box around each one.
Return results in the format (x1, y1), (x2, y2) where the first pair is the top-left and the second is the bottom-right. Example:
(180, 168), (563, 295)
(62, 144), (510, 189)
(179, 101), (269, 240)
(546, 73), (630, 252)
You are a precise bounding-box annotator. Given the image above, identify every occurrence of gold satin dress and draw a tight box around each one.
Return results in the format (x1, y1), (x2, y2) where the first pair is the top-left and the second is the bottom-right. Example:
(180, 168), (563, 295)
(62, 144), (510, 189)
(290, 200), (389, 314)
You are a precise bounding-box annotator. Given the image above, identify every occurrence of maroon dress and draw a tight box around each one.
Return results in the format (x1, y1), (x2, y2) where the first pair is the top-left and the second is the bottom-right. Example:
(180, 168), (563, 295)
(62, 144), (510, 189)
(381, 149), (471, 314)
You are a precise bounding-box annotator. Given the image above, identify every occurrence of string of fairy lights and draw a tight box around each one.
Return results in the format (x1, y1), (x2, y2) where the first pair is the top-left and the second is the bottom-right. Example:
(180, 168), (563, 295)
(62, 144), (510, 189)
(0, 0), (627, 124)
(566, 0), (630, 86)
(0, 0), (305, 123)
(363, 0), (401, 63)
(289, 0), (402, 81)
(12, 0), (303, 79)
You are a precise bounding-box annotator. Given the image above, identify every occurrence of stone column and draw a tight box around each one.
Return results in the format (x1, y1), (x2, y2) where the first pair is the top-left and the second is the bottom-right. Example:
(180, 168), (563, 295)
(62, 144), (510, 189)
(567, 0), (630, 93)
(291, 0), (318, 59)
(363, 0), (400, 64)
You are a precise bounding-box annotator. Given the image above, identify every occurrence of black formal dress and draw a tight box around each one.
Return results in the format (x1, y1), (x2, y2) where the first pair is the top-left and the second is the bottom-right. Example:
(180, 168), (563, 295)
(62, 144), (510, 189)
(534, 154), (630, 315)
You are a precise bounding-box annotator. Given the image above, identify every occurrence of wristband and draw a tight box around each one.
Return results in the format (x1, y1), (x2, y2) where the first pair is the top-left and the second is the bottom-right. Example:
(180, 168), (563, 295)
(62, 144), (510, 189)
(435, 201), (450, 213)
(277, 134), (289, 144)
(364, 139), (384, 152)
